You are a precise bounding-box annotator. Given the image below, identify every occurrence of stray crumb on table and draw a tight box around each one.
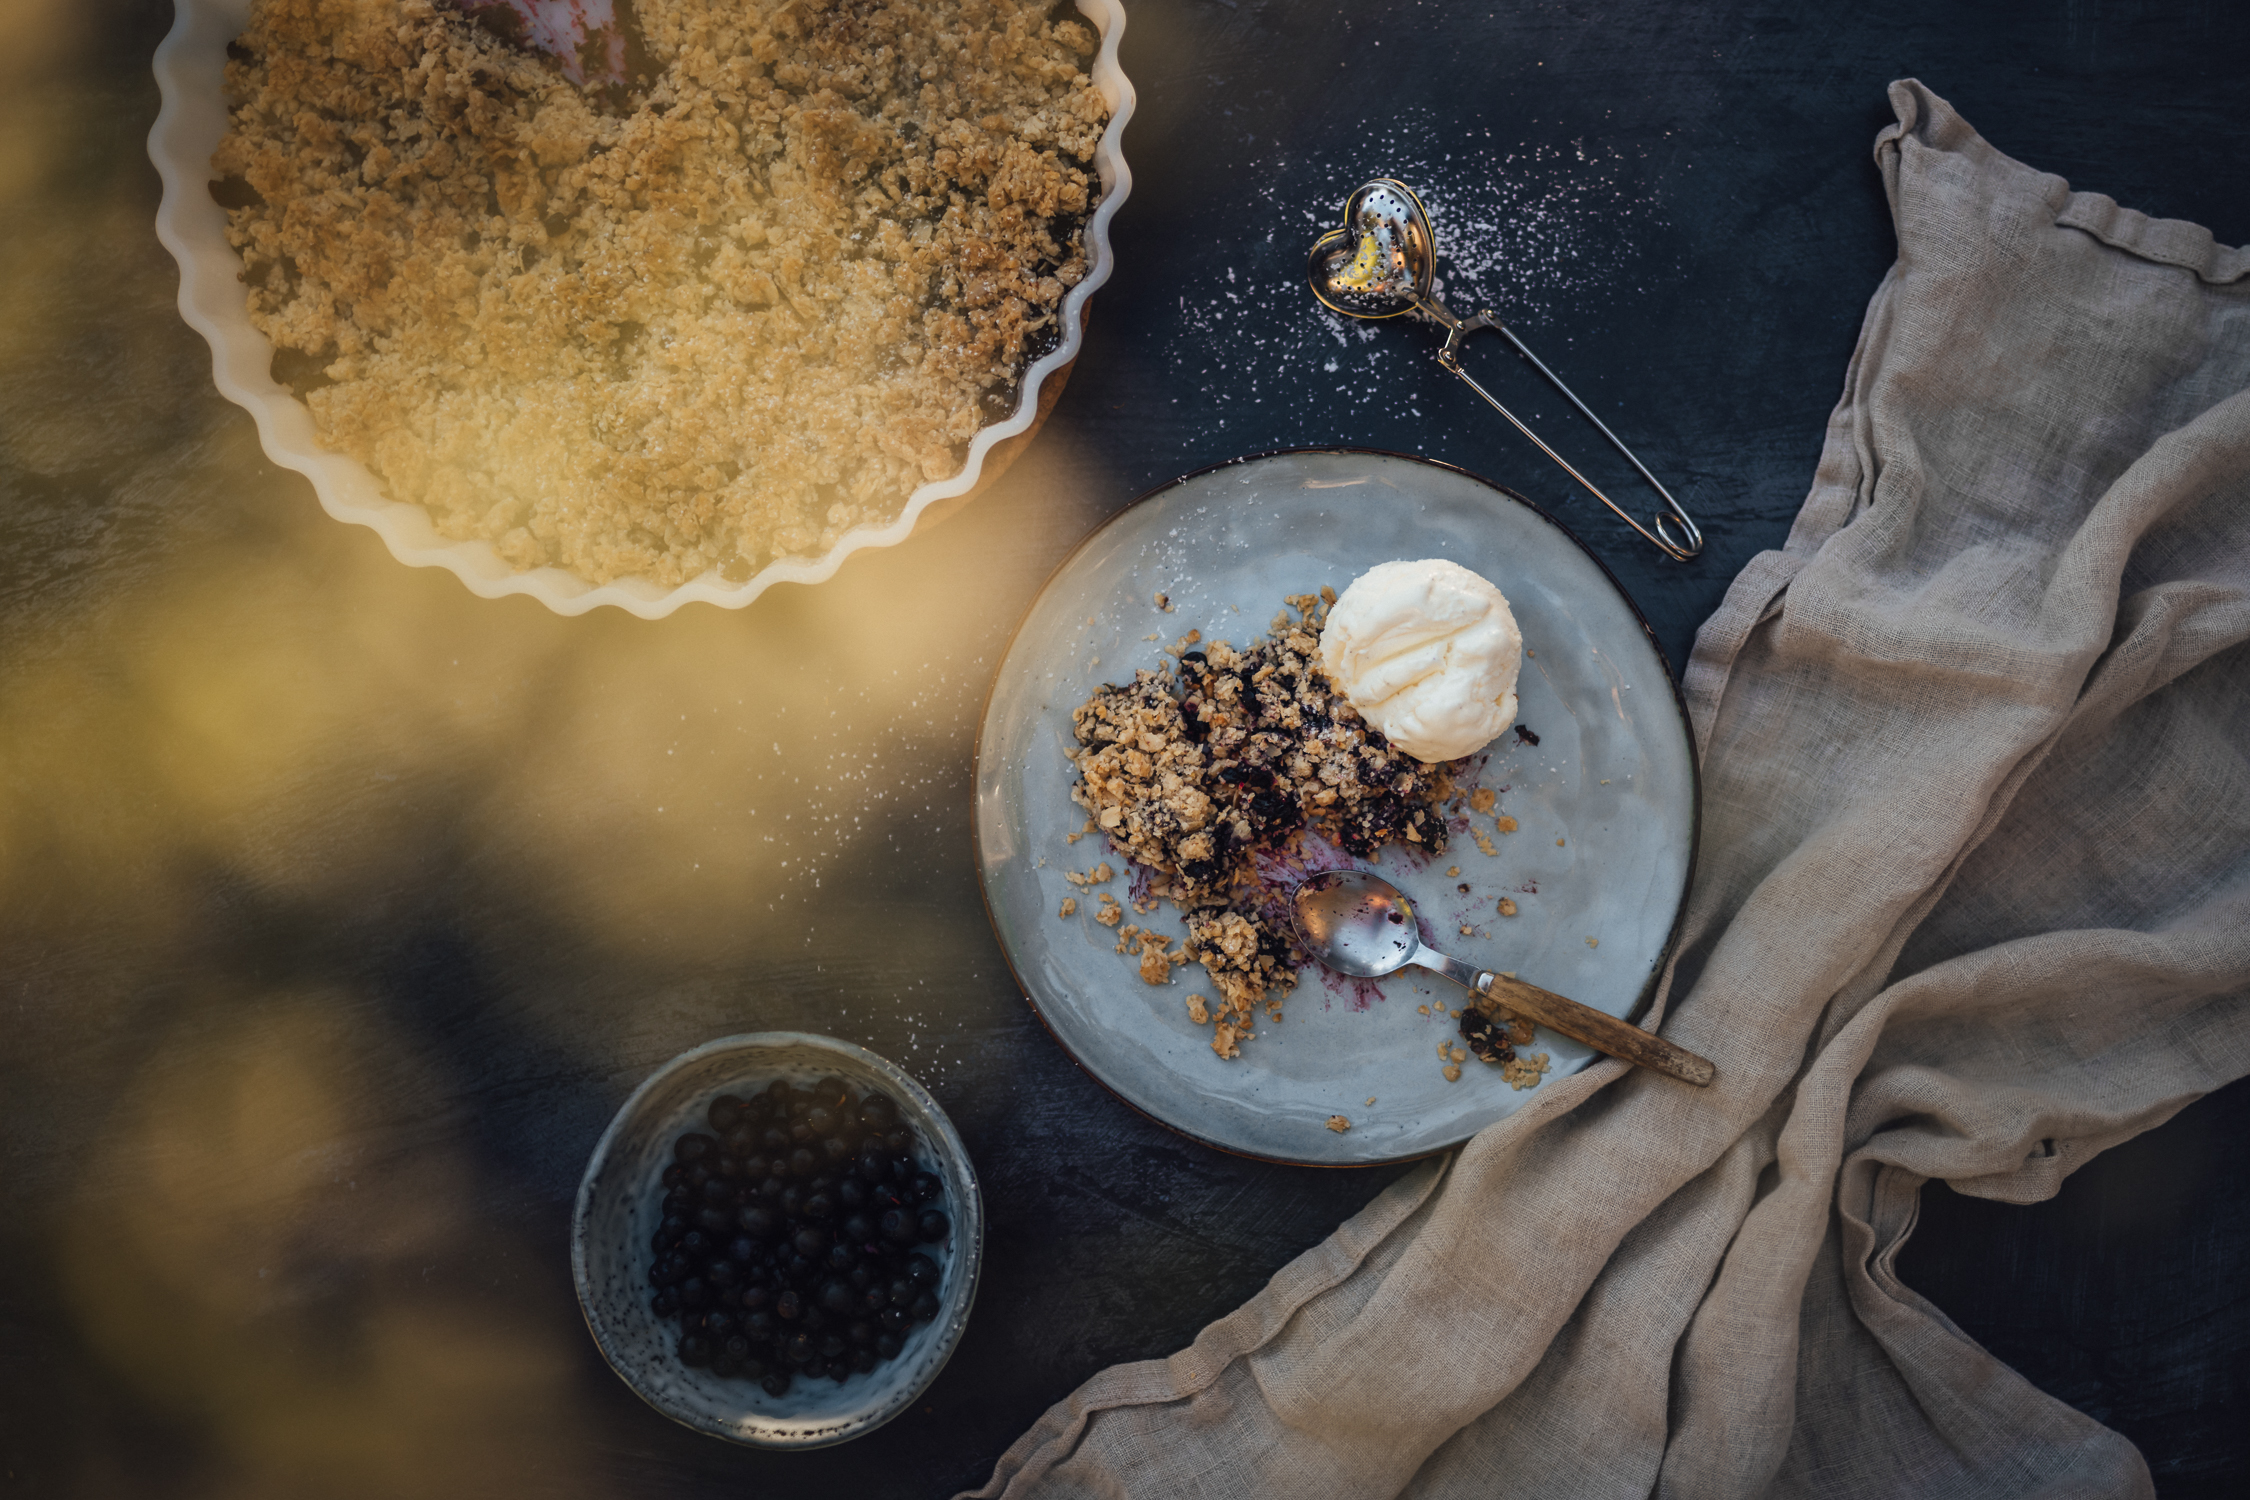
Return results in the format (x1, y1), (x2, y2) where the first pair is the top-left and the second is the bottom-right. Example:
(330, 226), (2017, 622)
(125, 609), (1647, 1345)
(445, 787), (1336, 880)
(1498, 897), (1518, 917)
(1058, 897), (1078, 918)
(1325, 1115), (1351, 1133)
(1186, 994), (1210, 1025)
(1442, 1064), (1462, 1082)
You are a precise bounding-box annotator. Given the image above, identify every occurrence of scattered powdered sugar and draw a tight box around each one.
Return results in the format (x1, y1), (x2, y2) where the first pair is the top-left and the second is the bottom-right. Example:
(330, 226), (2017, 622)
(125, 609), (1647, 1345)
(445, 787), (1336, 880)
(1169, 109), (1672, 446)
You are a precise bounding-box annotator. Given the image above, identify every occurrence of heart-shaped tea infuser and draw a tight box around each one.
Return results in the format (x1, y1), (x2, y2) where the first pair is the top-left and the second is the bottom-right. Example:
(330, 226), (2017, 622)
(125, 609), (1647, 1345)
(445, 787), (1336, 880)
(1308, 179), (1703, 561)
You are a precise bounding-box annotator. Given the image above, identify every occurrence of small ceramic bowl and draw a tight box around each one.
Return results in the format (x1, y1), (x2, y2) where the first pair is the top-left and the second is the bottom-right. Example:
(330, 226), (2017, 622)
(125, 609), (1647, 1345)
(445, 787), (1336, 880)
(572, 1034), (984, 1447)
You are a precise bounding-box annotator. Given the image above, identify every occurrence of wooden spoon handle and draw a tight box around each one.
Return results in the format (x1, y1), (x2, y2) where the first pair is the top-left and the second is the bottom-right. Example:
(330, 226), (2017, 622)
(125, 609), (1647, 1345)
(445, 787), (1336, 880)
(1478, 973), (1715, 1087)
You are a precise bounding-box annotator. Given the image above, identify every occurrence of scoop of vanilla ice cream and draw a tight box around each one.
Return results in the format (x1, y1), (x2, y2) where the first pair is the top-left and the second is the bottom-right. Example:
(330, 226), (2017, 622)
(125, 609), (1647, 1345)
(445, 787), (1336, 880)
(1318, 559), (1523, 763)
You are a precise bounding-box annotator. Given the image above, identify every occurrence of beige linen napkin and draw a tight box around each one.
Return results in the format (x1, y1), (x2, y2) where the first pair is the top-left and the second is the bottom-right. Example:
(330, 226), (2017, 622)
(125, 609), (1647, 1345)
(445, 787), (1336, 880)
(969, 80), (2250, 1499)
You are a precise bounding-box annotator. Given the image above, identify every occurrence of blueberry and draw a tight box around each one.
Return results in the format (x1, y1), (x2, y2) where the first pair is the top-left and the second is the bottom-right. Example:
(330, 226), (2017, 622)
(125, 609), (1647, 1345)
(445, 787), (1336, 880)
(660, 1163), (685, 1189)
(851, 1349), (877, 1374)
(847, 1319), (876, 1347)
(803, 1190), (836, 1222)
(661, 1189), (693, 1217)
(680, 1333), (712, 1366)
(650, 1288), (681, 1317)
(729, 1235), (758, 1264)
(658, 1212), (690, 1241)
(858, 1093), (897, 1130)
(857, 1144), (890, 1183)
(740, 1284), (771, 1313)
(861, 1284), (889, 1314)
(743, 1310), (776, 1341)
(909, 1290), (940, 1322)
(789, 1146), (818, 1179)
(849, 1263), (878, 1292)
(701, 1177), (734, 1207)
(695, 1207), (731, 1236)
(817, 1332), (847, 1359)
(826, 1242), (858, 1274)
(905, 1253), (940, 1289)
(821, 1135), (855, 1166)
(842, 1212), (876, 1246)
(760, 1370), (792, 1397)
(681, 1277), (711, 1310)
(757, 1175), (786, 1203)
(878, 1206), (918, 1246)
(784, 1332), (815, 1365)
(887, 1276), (915, 1308)
(884, 1127), (915, 1156)
(732, 1142), (765, 1172)
(792, 1225), (830, 1258)
(707, 1259), (739, 1290)
(805, 1104), (837, 1136)
(887, 1155), (916, 1187)
(708, 1095), (746, 1133)
(878, 1306), (907, 1332)
(774, 1289), (802, 1321)
(874, 1331), (903, 1360)
(704, 1309), (736, 1339)
(722, 1334), (751, 1363)
(918, 1209), (950, 1244)
(675, 1134), (717, 1165)
(812, 1075), (850, 1109)
(710, 1352), (741, 1378)
(779, 1184), (805, 1216)
(736, 1204), (779, 1240)
(909, 1171), (943, 1205)
(838, 1177), (868, 1211)
(744, 1091), (775, 1124)
(819, 1279), (855, 1315)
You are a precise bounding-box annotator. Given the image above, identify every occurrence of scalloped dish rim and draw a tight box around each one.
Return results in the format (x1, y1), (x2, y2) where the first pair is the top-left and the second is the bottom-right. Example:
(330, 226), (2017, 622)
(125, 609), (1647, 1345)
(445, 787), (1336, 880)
(148, 0), (1136, 618)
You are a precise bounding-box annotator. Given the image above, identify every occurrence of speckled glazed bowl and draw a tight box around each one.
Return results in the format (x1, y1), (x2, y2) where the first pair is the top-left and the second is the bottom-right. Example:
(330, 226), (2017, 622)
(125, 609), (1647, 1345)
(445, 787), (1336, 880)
(571, 1034), (983, 1447)
(147, 0), (1135, 617)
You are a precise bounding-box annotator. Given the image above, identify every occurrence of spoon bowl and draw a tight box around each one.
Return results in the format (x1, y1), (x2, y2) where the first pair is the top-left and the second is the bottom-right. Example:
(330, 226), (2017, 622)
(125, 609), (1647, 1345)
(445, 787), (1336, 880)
(1291, 869), (1715, 1087)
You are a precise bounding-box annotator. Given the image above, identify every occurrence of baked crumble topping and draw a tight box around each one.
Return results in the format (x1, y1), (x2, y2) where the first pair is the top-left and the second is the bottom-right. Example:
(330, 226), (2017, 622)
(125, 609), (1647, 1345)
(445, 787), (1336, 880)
(1066, 593), (1454, 1060)
(212, 0), (1109, 586)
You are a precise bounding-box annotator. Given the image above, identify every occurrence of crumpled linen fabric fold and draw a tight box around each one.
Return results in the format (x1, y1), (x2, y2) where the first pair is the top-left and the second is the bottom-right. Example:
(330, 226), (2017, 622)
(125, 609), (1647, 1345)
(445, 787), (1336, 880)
(968, 79), (2250, 1499)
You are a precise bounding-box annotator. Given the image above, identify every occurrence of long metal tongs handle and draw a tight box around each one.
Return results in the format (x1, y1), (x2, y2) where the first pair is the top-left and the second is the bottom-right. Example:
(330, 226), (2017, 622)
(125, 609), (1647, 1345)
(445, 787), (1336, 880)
(1432, 308), (1703, 561)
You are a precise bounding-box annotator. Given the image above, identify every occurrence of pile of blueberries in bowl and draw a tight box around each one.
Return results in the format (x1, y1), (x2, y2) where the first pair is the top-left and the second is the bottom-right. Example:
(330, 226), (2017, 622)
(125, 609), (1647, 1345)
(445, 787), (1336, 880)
(572, 1031), (983, 1448)
(650, 1077), (954, 1392)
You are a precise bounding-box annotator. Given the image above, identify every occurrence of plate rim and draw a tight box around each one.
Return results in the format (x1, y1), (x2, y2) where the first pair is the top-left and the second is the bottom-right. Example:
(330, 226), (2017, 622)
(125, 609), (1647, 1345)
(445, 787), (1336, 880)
(971, 446), (1702, 1167)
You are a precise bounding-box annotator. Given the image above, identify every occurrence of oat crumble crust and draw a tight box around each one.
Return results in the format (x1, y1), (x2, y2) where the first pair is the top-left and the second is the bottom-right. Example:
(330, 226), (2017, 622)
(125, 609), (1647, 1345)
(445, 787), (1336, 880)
(1067, 594), (1454, 1059)
(212, 0), (1110, 586)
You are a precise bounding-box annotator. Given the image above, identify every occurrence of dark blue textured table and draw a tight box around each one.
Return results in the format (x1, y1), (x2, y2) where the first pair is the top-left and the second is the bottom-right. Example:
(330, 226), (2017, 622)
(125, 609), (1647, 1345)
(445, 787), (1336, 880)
(0, 1), (2241, 1495)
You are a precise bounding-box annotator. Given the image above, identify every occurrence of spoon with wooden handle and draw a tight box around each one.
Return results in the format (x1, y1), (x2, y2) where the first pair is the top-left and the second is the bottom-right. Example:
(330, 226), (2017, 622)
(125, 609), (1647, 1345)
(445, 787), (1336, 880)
(1290, 869), (1714, 1087)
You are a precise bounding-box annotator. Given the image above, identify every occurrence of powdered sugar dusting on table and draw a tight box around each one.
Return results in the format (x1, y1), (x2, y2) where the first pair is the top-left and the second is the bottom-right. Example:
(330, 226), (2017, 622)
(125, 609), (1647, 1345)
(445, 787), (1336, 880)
(1169, 111), (1670, 445)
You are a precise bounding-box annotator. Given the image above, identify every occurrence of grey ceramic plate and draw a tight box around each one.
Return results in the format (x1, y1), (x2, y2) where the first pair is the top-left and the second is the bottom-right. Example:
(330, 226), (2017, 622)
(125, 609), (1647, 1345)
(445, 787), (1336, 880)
(974, 449), (1698, 1165)
(571, 1034), (983, 1446)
